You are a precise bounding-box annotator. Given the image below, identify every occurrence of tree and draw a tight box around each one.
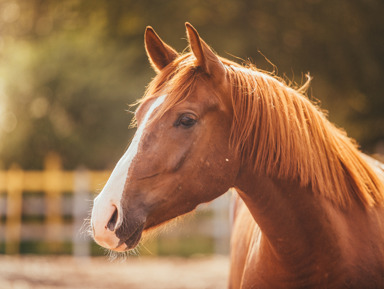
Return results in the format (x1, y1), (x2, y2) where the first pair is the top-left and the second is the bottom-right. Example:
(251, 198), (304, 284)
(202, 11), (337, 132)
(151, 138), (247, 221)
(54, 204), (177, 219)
(0, 0), (383, 169)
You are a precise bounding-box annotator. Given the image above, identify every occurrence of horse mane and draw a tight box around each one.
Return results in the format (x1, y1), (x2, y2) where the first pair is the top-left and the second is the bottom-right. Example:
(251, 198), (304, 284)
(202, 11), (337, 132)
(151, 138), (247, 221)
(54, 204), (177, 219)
(138, 52), (384, 208)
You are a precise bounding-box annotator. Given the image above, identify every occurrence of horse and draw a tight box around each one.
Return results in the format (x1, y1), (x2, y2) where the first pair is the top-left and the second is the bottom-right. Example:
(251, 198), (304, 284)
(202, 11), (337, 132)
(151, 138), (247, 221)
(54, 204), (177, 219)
(91, 23), (384, 288)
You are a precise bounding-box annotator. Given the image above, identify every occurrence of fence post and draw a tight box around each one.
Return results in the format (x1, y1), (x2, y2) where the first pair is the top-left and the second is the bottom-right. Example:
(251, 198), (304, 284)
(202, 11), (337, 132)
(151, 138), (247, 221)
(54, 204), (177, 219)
(0, 161), (4, 230)
(73, 167), (91, 258)
(212, 191), (231, 255)
(5, 164), (23, 254)
(44, 152), (63, 253)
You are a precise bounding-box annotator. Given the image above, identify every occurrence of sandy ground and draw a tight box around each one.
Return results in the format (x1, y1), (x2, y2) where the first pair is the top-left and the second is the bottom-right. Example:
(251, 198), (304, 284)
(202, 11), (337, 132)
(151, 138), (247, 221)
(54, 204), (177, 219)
(0, 255), (229, 289)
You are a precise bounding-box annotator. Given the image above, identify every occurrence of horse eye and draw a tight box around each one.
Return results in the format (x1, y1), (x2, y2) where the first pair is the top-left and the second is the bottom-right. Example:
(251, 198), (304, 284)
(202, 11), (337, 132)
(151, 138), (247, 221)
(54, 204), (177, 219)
(176, 114), (197, 128)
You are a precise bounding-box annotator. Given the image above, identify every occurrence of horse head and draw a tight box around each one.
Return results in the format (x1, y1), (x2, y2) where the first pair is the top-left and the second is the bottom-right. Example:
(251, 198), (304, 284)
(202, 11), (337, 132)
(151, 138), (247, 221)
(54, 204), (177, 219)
(91, 23), (240, 251)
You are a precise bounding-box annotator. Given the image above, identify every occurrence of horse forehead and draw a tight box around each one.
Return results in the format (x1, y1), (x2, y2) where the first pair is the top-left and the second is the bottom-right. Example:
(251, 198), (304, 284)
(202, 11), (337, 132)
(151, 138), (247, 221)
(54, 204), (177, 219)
(135, 78), (221, 123)
(135, 98), (159, 123)
(193, 76), (232, 109)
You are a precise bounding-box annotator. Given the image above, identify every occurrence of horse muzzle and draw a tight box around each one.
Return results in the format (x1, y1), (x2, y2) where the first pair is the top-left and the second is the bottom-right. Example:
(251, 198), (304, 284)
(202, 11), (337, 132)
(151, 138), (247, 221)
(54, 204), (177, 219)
(91, 194), (125, 251)
(91, 194), (146, 252)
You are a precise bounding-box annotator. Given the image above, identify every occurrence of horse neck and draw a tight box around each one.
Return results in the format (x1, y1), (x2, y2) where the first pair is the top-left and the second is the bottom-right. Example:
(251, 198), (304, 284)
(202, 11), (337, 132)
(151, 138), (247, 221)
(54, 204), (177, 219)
(234, 170), (344, 266)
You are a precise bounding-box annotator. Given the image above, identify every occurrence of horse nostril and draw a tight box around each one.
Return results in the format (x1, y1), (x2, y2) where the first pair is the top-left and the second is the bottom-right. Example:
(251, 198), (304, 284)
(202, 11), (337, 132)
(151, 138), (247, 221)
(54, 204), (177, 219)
(107, 207), (118, 231)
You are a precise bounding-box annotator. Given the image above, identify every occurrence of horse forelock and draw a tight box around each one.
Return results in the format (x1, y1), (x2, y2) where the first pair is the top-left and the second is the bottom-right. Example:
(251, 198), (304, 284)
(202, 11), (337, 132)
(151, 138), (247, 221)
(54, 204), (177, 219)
(136, 51), (384, 209)
(130, 53), (199, 128)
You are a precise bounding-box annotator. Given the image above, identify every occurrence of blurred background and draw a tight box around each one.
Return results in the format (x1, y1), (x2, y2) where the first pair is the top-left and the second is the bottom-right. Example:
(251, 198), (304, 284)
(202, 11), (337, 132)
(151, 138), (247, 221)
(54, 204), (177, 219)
(0, 0), (383, 288)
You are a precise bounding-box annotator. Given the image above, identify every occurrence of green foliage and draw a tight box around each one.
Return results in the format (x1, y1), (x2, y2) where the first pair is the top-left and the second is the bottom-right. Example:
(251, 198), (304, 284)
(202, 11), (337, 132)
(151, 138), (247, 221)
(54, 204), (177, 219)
(0, 5), (148, 169)
(0, 0), (383, 169)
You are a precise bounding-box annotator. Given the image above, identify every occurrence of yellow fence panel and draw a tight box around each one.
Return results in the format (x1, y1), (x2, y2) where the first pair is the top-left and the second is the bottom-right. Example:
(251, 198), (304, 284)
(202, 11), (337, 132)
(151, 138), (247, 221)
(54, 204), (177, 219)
(0, 154), (111, 255)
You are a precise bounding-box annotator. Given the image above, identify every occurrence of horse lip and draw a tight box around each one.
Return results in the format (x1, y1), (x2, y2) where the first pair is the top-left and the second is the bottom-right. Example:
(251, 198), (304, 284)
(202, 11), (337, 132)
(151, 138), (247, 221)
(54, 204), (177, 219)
(115, 222), (145, 251)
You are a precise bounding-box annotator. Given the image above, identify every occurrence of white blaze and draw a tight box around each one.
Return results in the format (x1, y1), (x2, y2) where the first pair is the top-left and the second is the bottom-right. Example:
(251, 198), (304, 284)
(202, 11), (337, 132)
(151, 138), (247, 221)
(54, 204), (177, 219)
(92, 94), (167, 243)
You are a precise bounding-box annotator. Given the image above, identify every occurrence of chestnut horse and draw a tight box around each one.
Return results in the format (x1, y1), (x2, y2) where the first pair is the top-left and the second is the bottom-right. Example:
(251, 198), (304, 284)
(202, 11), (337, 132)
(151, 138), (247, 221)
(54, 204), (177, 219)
(91, 23), (384, 288)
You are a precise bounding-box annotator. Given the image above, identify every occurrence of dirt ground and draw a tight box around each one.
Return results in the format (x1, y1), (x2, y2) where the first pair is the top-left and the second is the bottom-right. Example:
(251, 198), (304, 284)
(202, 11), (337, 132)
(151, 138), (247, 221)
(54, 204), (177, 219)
(0, 255), (229, 289)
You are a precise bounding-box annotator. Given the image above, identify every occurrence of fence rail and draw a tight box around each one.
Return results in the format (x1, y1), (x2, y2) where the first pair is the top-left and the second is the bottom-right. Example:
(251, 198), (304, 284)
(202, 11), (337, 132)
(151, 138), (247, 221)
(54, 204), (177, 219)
(0, 153), (110, 255)
(0, 153), (231, 256)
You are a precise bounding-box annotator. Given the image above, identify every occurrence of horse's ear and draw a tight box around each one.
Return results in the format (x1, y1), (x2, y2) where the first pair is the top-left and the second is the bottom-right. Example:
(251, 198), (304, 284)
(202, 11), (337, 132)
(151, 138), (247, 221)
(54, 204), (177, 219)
(145, 26), (179, 73)
(185, 23), (225, 77)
